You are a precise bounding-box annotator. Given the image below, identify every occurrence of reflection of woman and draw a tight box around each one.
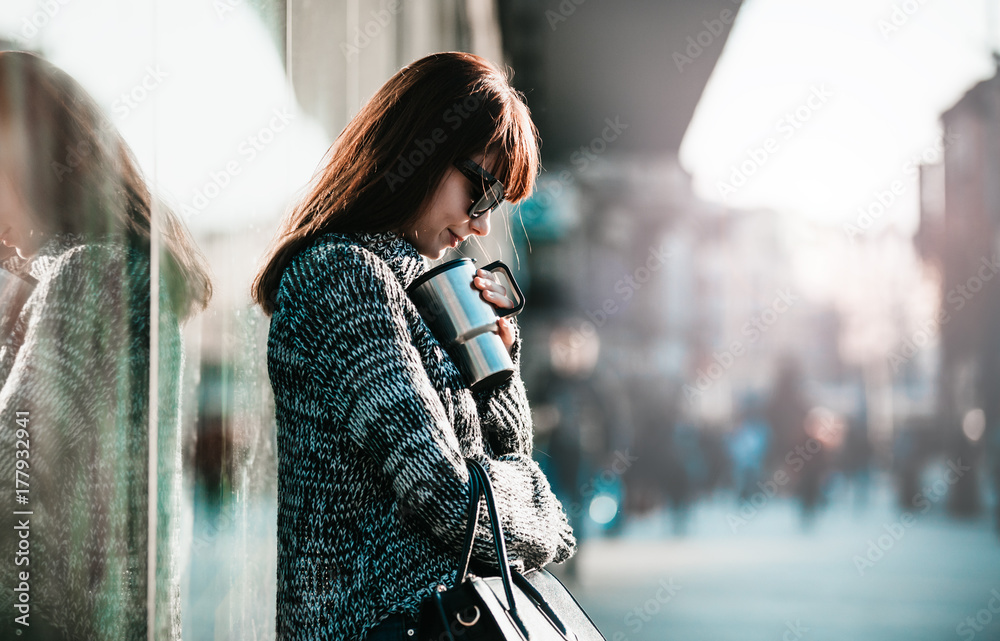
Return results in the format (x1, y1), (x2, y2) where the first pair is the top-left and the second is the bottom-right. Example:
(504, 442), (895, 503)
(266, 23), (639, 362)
(0, 52), (211, 640)
(252, 52), (576, 641)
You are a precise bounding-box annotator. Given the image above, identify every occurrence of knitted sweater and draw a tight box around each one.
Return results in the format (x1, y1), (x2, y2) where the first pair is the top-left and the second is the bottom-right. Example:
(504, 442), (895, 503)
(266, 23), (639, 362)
(268, 230), (577, 641)
(0, 235), (183, 640)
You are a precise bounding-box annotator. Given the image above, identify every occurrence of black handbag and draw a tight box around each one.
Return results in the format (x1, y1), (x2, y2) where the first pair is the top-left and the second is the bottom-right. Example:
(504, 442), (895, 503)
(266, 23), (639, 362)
(418, 458), (607, 641)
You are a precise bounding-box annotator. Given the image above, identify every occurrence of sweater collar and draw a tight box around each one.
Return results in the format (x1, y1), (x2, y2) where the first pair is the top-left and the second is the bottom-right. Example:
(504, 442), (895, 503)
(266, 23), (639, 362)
(26, 233), (87, 284)
(0, 233), (87, 287)
(351, 230), (427, 290)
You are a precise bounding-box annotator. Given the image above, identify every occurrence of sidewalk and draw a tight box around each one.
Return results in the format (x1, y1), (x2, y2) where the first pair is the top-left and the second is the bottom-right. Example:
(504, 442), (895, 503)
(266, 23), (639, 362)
(561, 485), (1000, 641)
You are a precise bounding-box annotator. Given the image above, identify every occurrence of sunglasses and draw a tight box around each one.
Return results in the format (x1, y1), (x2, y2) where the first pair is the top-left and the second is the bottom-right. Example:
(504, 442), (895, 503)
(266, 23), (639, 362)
(454, 158), (505, 219)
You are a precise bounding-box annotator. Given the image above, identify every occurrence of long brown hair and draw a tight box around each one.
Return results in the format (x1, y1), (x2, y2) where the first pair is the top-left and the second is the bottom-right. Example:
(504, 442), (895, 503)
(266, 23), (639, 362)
(251, 51), (540, 314)
(0, 51), (212, 319)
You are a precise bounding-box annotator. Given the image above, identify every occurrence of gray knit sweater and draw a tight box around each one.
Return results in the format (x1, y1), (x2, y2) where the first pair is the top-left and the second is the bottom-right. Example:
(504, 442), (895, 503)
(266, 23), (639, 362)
(268, 230), (577, 641)
(0, 235), (183, 640)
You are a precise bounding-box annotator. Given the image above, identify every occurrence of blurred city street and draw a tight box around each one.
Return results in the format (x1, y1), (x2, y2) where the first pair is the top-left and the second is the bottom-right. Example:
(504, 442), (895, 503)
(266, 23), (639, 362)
(566, 477), (1000, 641)
(8, 1), (1000, 638)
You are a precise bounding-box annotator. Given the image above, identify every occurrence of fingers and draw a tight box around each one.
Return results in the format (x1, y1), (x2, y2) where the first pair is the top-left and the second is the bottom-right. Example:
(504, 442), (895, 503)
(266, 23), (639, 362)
(495, 316), (515, 352)
(479, 288), (514, 308)
(474, 270), (508, 296)
(474, 270), (513, 308)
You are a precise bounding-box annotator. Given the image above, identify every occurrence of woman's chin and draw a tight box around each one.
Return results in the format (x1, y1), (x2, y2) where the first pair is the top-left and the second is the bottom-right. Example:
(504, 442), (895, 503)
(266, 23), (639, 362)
(421, 243), (447, 260)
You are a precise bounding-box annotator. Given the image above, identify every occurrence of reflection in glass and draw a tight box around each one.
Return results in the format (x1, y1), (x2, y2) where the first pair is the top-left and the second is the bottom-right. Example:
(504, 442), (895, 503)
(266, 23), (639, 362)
(0, 51), (211, 640)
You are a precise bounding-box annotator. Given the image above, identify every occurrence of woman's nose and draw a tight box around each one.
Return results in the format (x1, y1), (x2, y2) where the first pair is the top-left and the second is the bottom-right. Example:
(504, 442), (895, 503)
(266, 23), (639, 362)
(469, 211), (490, 236)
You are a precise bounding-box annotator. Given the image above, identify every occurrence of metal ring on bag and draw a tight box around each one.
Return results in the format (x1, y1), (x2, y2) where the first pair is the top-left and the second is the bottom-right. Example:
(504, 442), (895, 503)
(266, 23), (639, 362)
(456, 606), (480, 627)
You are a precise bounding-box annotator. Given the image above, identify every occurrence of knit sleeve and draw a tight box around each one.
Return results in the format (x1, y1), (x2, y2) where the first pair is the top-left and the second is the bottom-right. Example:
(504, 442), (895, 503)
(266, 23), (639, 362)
(472, 318), (534, 458)
(294, 245), (575, 571)
(0, 244), (172, 640)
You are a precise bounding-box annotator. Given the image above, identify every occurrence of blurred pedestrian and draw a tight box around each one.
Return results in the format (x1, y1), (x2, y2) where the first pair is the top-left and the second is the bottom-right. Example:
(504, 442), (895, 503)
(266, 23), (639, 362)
(988, 413), (1000, 535)
(622, 377), (684, 534)
(728, 396), (772, 503)
(840, 412), (872, 513)
(534, 317), (630, 578)
(669, 414), (706, 534)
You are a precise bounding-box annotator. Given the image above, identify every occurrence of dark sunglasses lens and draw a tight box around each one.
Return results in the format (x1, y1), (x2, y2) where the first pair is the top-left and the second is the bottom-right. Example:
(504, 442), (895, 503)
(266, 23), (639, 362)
(470, 184), (503, 217)
(469, 196), (490, 218)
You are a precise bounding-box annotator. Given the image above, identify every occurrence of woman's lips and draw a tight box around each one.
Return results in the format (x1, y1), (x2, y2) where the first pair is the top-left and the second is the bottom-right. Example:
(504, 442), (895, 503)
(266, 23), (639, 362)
(448, 230), (463, 248)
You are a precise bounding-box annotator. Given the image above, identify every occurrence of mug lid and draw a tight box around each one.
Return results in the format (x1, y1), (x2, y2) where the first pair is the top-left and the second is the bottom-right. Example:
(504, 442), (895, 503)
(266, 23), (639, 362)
(406, 257), (476, 293)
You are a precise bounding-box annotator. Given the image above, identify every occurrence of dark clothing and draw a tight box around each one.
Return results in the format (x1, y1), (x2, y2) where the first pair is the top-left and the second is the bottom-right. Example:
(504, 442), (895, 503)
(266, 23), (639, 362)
(364, 612), (420, 641)
(268, 231), (576, 641)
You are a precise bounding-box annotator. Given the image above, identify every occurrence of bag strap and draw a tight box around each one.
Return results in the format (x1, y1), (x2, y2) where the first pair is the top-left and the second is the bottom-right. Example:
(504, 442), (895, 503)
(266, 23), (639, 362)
(456, 460), (517, 612)
(455, 459), (482, 581)
(457, 459), (572, 641)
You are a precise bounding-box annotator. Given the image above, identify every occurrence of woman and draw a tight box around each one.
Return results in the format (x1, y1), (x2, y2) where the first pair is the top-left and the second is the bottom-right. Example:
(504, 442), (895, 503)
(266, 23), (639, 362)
(0, 51), (211, 640)
(251, 52), (577, 640)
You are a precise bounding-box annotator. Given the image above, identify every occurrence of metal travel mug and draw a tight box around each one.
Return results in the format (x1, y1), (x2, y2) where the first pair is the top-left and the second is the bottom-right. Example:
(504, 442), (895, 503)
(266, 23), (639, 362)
(406, 258), (525, 392)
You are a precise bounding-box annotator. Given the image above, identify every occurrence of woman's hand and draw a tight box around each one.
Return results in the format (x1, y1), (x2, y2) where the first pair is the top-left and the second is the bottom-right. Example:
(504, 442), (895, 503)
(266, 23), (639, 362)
(473, 268), (516, 353)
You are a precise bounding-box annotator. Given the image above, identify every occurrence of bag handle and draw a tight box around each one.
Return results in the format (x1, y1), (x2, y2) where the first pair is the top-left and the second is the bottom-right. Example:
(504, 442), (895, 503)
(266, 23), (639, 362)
(453, 458), (574, 641)
(458, 459), (518, 614)
(455, 459), (482, 581)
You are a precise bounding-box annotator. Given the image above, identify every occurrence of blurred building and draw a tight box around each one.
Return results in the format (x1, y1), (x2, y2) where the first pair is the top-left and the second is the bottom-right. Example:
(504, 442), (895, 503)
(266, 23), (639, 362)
(496, 0), (740, 395)
(498, 1), (846, 439)
(915, 58), (1000, 515)
(517, 155), (841, 418)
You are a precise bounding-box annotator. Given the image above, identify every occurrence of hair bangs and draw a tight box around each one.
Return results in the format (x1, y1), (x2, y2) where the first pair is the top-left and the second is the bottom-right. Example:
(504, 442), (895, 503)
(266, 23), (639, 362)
(485, 91), (539, 205)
